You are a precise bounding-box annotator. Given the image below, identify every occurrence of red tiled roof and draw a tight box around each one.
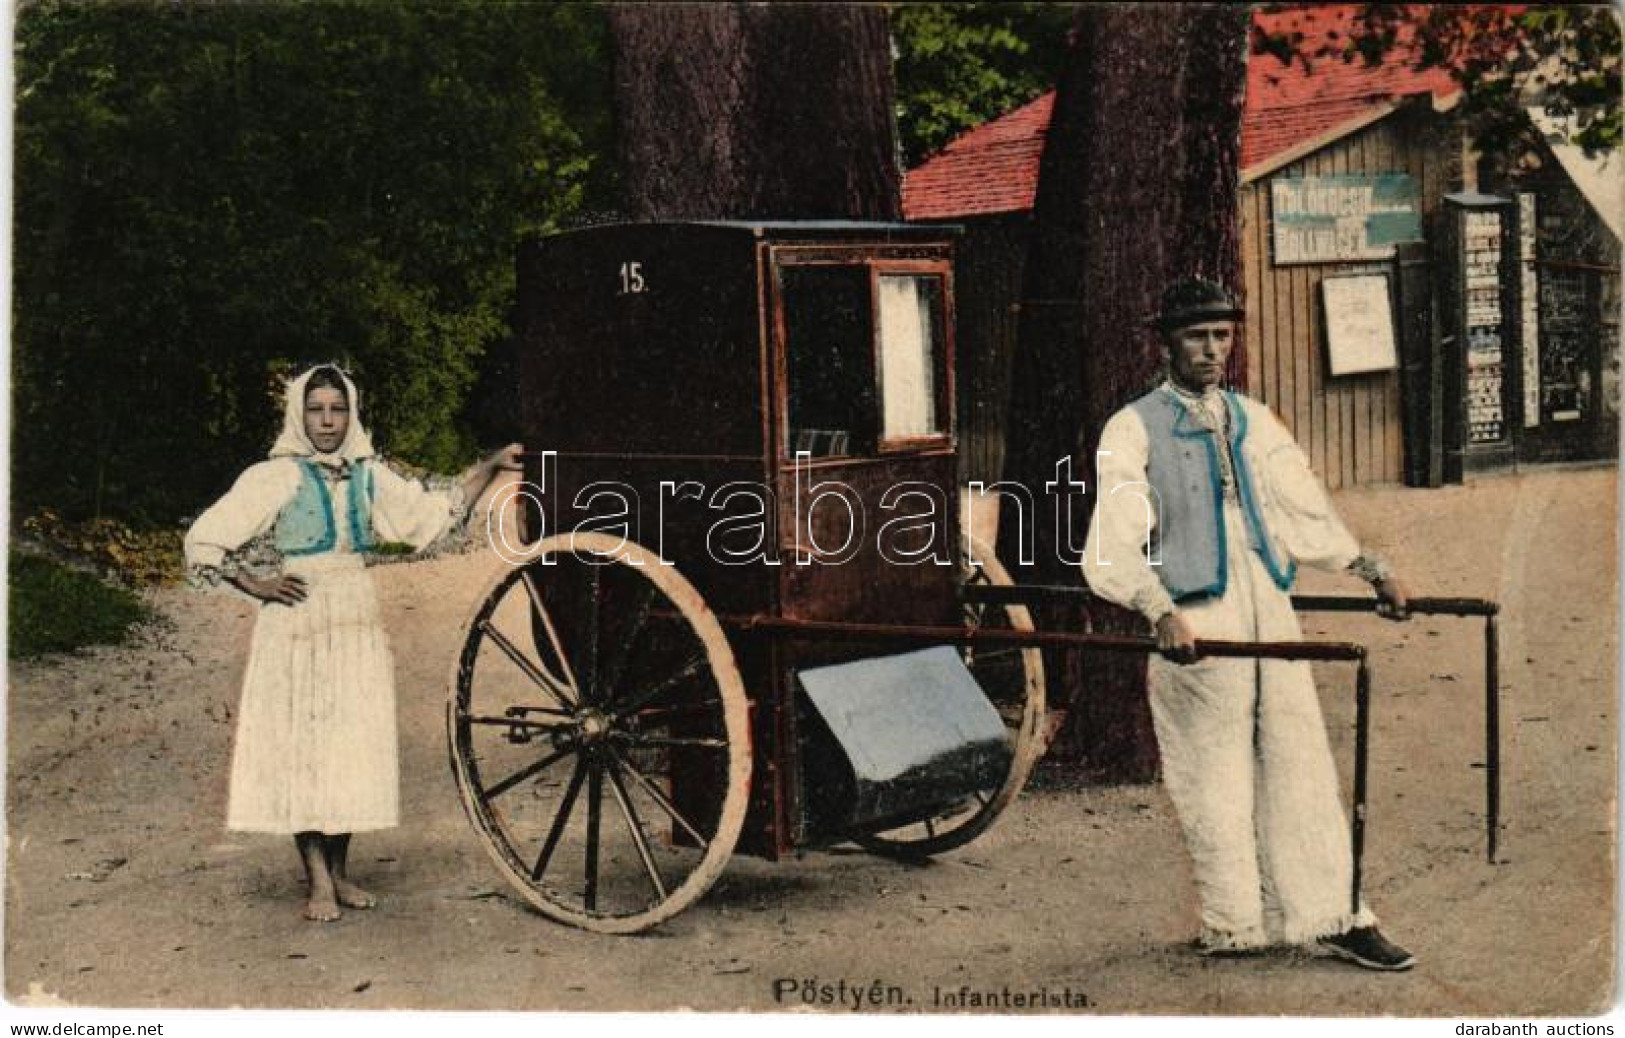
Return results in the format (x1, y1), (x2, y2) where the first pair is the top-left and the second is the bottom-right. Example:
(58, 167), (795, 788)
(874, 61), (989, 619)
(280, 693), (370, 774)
(1242, 4), (1461, 168)
(901, 93), (1054, 222)
(902, 4), (1464, 220)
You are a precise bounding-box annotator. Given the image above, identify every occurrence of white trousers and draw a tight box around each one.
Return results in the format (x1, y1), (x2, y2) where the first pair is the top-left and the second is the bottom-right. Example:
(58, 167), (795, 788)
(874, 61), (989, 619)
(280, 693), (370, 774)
(1148, 504), (1374, 949)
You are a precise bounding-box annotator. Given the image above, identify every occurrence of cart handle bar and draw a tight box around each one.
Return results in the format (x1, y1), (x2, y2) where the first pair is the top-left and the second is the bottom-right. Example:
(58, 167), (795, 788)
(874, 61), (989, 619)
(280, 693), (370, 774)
(718, 614), (1365, 663)
(957, 585), (1502, 863)
(721, 610), (1368, 913)
(960, 583), (1498, 618)
(1293, 595), (1498, 617)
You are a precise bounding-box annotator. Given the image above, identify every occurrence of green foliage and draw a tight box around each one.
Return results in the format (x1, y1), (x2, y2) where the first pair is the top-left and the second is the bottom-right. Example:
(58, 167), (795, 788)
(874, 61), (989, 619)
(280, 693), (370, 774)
(14, 1), (614, 526)
(14, 0), (1081, 531)
(889, 3), (1074, 166)
(1252, 4), (1621, 158)
(21, 509), (185, 587)
(1508, 5), (1623, 155)
(8, 551), (152, 660)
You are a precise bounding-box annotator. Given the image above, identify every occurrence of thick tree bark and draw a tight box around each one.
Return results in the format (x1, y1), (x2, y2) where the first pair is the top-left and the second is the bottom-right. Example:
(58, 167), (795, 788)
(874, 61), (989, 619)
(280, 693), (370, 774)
(1000, 4), (1250, 783)
(607, 3), (900, 221)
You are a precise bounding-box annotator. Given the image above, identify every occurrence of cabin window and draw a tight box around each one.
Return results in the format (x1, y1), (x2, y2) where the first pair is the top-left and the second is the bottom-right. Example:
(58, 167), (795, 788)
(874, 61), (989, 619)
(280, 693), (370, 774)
(781, 265), (875, 457)
(877, 274), (945, 442)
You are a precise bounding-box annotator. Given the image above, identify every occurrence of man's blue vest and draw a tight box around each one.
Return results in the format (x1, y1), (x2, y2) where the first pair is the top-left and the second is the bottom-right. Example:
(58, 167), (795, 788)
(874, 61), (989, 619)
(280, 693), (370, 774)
(1128, 389), (1295, 602)
(273, 459), (374, 556)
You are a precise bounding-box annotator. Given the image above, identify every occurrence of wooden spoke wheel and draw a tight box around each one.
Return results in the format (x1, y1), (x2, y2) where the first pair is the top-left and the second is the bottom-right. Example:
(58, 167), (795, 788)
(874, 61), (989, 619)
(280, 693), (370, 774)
(448, 533), (751, 933)
(854, 536), (1047, 858)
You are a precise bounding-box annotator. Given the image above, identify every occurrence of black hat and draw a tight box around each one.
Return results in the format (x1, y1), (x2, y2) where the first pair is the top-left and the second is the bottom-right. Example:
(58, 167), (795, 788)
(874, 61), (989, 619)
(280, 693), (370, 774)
(1157, 278), (1242, 332)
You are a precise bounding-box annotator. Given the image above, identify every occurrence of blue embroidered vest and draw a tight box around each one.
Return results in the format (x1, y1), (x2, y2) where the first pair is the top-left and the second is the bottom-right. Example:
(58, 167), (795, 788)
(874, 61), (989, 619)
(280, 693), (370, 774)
(273, 459), (374, 556)
(1129, 389), (1295, 602)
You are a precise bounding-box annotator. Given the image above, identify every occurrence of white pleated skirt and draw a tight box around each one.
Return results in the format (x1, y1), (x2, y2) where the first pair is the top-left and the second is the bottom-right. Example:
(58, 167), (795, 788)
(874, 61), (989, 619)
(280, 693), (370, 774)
(226, 551), (399, 834)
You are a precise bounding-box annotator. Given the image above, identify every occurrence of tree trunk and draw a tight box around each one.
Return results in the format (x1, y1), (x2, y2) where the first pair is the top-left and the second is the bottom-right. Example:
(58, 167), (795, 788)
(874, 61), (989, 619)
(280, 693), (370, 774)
(1000, 3), (1250, 783)
(607, 2), (900, 221)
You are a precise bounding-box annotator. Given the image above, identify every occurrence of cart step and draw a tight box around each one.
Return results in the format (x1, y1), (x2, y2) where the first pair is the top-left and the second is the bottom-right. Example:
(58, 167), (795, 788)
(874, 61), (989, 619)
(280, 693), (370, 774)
(796, 646), (1012, 839)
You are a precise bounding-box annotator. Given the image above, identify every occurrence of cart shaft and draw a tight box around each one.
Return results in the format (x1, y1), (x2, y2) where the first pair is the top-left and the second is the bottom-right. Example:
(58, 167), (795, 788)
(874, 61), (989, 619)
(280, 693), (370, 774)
(1486, 612), (1500, 864)
(1352, 657), (1371, 915)
(960, 582), (1499, 620)
(719, 613), (1366, 663)
(959, 585), (1503, 861)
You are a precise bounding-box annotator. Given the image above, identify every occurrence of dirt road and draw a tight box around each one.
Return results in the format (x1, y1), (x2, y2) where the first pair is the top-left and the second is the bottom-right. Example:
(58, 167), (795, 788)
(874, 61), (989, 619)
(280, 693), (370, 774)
(6, 466), (1616, 1014)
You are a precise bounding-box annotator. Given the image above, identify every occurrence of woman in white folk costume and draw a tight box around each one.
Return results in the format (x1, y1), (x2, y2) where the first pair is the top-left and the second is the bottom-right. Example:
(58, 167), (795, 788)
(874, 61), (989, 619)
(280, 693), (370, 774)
(185, 365), (520, 922)
(1081, 279), (1417, 971)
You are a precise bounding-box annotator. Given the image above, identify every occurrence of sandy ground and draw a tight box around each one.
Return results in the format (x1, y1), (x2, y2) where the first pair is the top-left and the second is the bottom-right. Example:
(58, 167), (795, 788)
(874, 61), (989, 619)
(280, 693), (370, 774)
(4, 466), (1617, 1015)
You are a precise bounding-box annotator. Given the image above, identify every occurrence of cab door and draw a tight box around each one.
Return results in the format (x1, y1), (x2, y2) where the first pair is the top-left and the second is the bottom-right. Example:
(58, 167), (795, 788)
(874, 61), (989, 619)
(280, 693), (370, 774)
(767, 244), (960, 628)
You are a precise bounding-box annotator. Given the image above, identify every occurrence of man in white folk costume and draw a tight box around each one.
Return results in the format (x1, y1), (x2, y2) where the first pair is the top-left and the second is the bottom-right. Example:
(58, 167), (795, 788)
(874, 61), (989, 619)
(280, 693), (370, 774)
(1081, 279), (1416, 970)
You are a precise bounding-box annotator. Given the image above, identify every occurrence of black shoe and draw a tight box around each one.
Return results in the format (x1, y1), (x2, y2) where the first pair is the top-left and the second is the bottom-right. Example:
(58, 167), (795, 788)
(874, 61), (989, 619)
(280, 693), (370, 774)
(1319, 926), (1416, 971)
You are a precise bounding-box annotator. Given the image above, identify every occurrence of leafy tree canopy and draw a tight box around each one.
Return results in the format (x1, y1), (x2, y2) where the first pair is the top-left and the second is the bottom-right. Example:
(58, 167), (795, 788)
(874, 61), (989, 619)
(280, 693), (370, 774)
(889, 2), (1074, 167)
(14, 1), (613, 524)
(1253, 3), (1622, 157)
(17, 1), (1079, 526)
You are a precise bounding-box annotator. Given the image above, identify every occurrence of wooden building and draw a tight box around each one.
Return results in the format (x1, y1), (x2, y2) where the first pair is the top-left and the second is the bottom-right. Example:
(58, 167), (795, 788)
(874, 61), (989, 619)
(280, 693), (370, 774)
(903, 5), (1619, 494)
(1238, 102), (1460, 489)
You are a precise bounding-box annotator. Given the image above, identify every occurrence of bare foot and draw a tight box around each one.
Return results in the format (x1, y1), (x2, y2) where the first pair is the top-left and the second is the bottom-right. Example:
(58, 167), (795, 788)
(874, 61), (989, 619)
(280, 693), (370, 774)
(304, 890), (342, 922)
(333, 878), (376, 910)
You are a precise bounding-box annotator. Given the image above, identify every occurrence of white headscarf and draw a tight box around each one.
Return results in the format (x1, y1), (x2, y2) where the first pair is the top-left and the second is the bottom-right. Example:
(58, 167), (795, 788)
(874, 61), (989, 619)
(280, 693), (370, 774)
(268, 364), (377, 470)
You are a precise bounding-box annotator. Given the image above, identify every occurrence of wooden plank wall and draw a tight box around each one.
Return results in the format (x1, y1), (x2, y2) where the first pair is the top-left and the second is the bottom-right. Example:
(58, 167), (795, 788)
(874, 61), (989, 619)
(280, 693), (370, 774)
(1240, 108), (1457, 489)
(951, 213), (1032, 487)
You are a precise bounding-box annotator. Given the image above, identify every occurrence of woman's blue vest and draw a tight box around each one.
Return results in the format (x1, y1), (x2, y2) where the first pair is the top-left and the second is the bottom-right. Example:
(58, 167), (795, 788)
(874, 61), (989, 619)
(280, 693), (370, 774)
(1128, 389), (1295, 602)
(273, 459), (374, 556)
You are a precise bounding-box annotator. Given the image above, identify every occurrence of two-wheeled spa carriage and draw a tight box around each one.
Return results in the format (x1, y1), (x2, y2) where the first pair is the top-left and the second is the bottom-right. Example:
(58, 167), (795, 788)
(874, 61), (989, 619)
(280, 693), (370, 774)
(446, 222), (1502, 933)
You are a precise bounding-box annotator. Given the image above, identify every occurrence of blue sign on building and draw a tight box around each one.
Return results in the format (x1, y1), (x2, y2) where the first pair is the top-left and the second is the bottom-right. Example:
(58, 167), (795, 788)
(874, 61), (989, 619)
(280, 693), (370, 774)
(1271, 173), (1423, 264)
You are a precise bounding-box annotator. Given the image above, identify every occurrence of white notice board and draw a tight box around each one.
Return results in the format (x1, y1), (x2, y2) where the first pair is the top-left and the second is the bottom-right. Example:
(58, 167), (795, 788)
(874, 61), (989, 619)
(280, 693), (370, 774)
(1321, 274), (1398, 376)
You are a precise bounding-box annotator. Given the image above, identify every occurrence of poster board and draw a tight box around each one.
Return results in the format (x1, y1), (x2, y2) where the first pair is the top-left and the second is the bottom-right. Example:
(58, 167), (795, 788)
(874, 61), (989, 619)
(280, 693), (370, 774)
(1321, 273), (1398, 376)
